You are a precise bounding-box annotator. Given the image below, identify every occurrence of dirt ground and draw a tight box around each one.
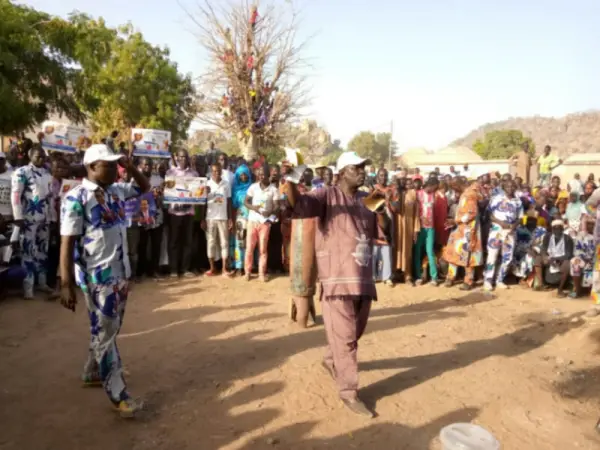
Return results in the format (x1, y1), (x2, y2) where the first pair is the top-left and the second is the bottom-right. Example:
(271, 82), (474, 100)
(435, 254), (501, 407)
(1, 276), (600, 450)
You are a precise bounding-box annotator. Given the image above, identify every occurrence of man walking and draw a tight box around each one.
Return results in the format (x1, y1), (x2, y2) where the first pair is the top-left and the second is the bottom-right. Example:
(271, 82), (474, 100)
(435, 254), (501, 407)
(59, 144), (150, 417)
(285, 151), (383, 418)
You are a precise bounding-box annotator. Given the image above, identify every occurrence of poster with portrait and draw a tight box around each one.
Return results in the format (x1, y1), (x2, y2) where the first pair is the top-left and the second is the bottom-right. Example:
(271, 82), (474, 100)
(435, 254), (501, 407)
(0, 177), (11, 216)
(131, 128), (171, 158)
(41, 121), (88, 154)
(163, 176), (207, 205)
(125, 192), (158, 226)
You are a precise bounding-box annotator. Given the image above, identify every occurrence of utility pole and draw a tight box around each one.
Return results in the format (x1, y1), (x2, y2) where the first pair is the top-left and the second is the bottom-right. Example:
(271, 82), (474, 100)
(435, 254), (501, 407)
(388, 120), (394, 169)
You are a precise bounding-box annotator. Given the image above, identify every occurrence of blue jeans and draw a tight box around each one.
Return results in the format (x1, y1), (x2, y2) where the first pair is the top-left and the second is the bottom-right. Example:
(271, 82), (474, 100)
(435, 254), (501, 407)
(373, 244), (392, 281)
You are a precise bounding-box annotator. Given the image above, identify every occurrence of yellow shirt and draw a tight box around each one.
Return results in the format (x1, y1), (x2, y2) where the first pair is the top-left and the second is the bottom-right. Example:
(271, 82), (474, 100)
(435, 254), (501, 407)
(538, 154), (558, 175)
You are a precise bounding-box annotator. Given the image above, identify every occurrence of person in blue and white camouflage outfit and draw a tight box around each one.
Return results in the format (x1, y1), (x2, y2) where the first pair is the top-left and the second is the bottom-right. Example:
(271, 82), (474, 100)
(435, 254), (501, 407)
(60, 144), (150, 418)
(10, 146), (56, 299)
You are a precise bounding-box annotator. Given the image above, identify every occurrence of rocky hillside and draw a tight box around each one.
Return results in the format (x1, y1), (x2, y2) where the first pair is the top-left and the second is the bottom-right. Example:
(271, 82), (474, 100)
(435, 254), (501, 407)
(453, 111), (600, 157)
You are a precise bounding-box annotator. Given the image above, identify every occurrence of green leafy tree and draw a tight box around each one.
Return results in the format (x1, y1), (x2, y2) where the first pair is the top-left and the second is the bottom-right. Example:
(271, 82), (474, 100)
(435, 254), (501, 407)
(347, 131), (397, 166)
(473, 130), (535, 160)
(70, 20), (196, 144)
(0, 1), (85, 134)
(190, 1), (310, 159)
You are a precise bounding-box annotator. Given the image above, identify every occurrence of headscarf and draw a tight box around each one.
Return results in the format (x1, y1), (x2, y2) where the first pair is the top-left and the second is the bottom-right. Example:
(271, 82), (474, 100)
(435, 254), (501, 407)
(555, 190), (569, 205)
(232, 164), (252, 209)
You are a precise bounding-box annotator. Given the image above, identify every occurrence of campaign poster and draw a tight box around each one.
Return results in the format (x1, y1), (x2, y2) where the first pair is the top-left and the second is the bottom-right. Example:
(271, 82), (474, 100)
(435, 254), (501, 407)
(0, 177), (11, 215)
(41, 121), (88, 154)
(163, 176), (207, 205)
(131, 128), (171, 158)
(125, 192), (158, 226)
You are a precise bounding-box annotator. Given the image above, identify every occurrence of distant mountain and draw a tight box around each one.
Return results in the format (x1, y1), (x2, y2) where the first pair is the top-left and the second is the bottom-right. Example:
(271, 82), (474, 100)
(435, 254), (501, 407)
(452, 111), (600, 157)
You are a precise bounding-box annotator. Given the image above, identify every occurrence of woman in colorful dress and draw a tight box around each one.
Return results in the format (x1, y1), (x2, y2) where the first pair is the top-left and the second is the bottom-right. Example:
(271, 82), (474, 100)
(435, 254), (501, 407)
(230, 164), (251, 276)
(512, 211), (547, 285)
(442, 179), (483, 290)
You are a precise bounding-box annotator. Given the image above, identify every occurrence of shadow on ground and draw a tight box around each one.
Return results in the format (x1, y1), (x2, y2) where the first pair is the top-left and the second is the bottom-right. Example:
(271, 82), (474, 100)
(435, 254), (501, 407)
(0, 285), (584, 450)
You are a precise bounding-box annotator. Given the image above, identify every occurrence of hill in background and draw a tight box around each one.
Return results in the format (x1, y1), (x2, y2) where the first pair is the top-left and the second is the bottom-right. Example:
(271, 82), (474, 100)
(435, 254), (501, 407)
(452, 111), (600, 157)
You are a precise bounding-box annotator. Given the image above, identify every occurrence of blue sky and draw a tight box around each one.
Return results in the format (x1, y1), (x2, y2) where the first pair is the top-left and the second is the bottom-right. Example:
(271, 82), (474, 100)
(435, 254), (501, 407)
(20, 0), (600, 151)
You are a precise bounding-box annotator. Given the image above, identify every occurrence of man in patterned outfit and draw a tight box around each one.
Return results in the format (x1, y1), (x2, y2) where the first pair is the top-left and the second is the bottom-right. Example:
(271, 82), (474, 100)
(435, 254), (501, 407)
(11, 146), (55, 299)
(59, 144), (150, 417)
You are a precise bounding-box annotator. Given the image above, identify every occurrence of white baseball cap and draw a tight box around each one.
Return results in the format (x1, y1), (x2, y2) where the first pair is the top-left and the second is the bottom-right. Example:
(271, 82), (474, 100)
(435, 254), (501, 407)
(83, 144), (123, 165)
(336, 151), (371, 173)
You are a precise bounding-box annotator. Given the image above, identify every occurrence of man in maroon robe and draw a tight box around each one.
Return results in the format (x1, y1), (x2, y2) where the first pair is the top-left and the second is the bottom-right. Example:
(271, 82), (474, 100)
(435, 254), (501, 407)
(284, 151), (383, 418)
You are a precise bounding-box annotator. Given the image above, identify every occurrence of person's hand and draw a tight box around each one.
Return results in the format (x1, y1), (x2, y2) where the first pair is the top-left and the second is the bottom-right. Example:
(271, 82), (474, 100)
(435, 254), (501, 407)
(228, 219), (233, 231)
(445, 218), (456, 228)
(205, 185), (211, 195)
(200, 220), (207, 231)
(60, 284), (77, 312)
(262, 210), (271, 218)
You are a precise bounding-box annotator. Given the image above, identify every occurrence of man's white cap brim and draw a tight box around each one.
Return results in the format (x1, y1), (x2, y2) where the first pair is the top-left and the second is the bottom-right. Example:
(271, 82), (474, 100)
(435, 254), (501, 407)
(83, 144), (123, 165)
(336, 151), (371, 173)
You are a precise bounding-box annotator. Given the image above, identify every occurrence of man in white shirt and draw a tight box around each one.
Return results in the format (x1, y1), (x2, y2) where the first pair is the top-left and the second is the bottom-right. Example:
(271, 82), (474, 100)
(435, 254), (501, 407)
(244, 165), (280, 281)
(462, 164), (470, 179)
(567, 173), (584, 196)
(201, 164), (233, 276)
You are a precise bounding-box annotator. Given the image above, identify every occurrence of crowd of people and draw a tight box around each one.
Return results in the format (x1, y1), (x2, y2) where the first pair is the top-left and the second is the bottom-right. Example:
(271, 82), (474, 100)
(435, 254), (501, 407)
(1, 136), (600, 422)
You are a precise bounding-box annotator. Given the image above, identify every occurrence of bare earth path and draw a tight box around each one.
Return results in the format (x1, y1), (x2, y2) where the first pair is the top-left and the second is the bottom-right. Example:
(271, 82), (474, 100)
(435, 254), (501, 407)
(1, 276), (600, 450)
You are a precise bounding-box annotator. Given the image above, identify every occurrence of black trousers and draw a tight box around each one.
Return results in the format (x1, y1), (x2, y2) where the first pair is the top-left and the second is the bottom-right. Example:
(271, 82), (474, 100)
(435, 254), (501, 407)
(267, 221), (284, 273)
(191, 222), (211, 273)
(138, 225), (163, 277)
(47, 227), (60, 288)
(168, 215), (194, 275)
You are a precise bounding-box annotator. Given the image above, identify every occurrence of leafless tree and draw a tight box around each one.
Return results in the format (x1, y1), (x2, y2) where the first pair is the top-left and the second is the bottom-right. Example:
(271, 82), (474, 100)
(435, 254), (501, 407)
(184, 0), (311, 159)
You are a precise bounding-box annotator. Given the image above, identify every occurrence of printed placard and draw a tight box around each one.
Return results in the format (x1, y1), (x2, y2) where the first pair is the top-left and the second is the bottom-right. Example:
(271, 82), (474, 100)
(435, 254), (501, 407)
(41, 121), (88, 154)
(0, 177), (11, 215)
(125, 192), (158, 226)
(131, 128), (171, 158)
(163, 176), (207, 205)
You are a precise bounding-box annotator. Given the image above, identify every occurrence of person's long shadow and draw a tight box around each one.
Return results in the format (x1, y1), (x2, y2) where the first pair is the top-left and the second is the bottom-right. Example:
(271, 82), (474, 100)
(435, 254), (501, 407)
(370, 291), (497, 318)
(360, 312), (585, 407)
(553, 326), (600, 402)
(240, 406), (481, 450)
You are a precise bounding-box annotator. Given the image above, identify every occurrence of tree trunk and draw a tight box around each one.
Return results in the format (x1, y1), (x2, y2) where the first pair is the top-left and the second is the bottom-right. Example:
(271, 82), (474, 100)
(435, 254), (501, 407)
(238, 132), (258, 160)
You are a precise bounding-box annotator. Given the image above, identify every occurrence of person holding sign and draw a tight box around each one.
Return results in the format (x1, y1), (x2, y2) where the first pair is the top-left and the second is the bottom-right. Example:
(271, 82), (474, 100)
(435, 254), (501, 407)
(59, 143), (150, 418)
(11, 146), (55, 299)
(166, 149), (199, 278)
